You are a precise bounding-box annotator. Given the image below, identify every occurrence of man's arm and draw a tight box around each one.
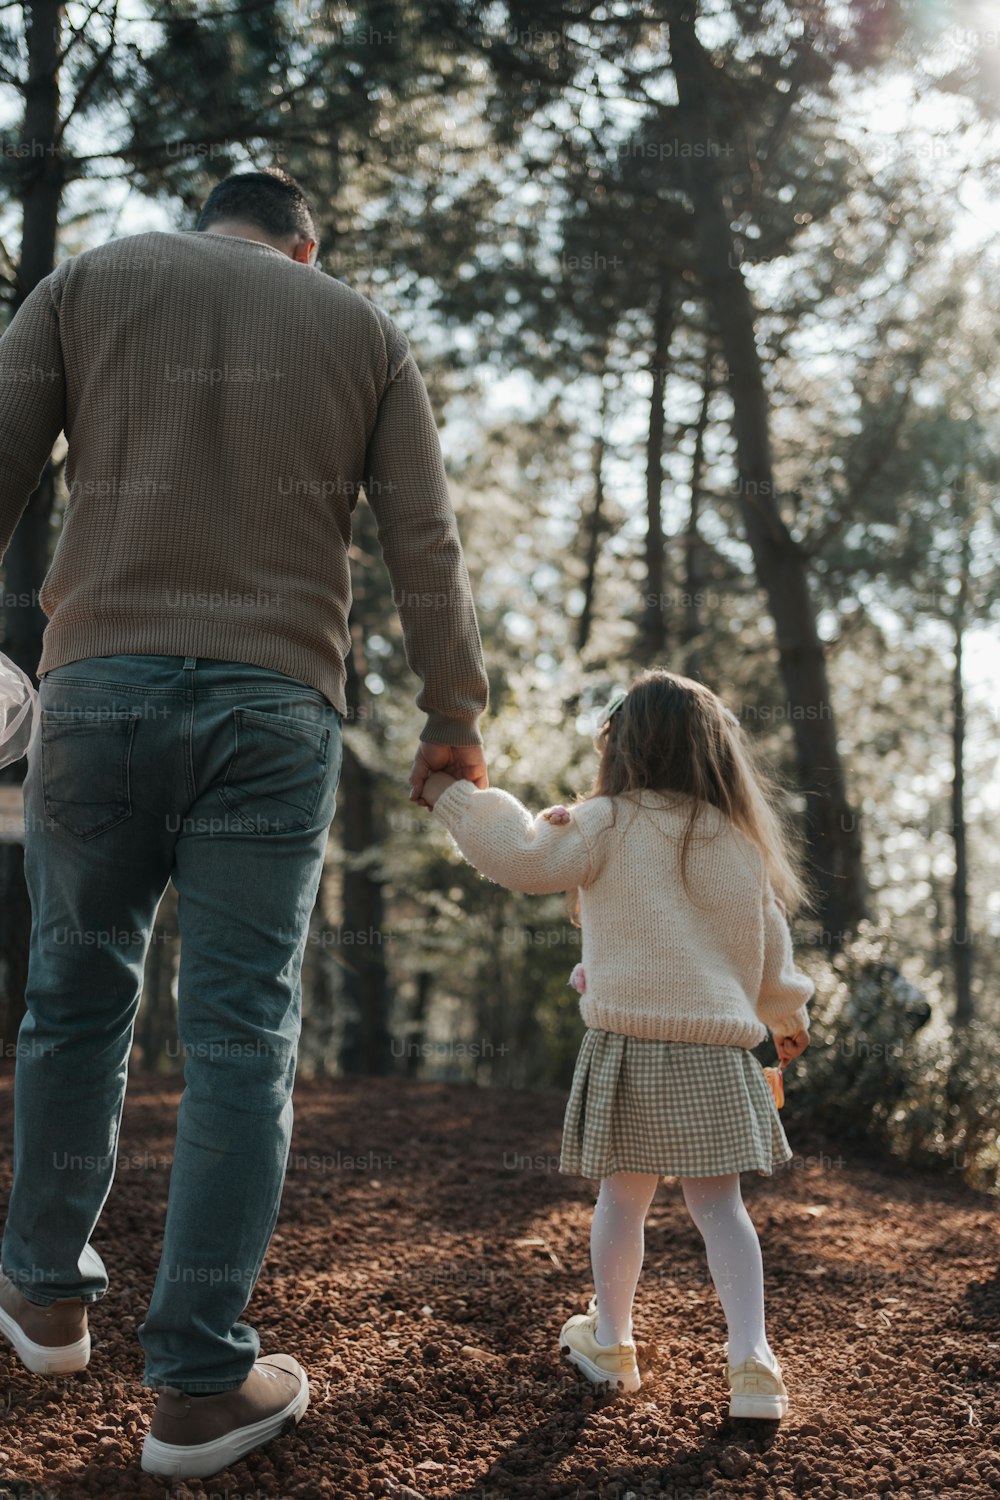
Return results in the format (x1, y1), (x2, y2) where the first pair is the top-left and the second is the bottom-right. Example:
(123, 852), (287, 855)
(0, 273), (66, 564)
(362, 351), (489, 750)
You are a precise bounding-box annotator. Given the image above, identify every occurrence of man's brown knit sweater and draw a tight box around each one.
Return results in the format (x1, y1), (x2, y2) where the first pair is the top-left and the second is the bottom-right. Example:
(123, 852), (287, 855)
(0, 229), (488, 745)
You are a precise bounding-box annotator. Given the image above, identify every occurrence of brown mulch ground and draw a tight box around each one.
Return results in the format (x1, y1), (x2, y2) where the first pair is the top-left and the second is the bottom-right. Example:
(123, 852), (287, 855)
(0, 1069), (998, 1500)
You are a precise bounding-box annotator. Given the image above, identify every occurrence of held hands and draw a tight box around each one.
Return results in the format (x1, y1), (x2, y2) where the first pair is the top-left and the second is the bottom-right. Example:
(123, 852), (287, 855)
(409, 742), (489, 809)
(774, 1029), (809, 1065)
(421, 771), (456, 808)
(542, 804), (571, 825)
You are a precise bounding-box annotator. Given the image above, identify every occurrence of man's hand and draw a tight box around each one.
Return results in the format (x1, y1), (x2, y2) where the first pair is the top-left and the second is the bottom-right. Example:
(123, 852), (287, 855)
(774, 1029), (809, 1064)
(408, 741), (489, 807)
(541, 804), (571, 826)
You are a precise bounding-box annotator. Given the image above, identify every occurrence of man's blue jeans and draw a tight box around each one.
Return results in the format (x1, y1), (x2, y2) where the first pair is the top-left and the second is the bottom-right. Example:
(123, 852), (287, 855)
(0, 653), (343, 1393)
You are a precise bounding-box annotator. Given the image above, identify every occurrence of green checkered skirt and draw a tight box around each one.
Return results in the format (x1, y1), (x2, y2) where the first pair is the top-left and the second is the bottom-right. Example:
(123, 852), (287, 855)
(559, 1028), (792, 1179)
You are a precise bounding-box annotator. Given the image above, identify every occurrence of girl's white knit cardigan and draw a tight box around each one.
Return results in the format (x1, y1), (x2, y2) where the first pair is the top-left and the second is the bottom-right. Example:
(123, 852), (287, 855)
(432, 782), (813, 1047)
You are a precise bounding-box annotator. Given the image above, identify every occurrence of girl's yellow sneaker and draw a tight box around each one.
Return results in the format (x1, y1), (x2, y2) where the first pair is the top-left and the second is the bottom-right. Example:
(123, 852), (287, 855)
(727, 1354), (789, 1419)
(559, 1309), (641, 1393)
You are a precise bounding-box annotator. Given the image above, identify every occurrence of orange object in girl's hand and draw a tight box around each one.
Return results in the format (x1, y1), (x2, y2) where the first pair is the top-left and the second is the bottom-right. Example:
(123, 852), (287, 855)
(763, 1063), (784, 1109)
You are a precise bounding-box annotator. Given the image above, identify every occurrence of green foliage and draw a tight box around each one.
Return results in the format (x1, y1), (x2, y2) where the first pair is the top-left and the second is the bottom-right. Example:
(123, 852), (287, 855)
(783, 923), (1000, 1193)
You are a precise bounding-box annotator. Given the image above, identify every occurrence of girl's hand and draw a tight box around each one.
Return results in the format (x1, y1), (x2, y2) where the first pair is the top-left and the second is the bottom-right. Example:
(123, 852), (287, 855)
(408, 742), (489, 804)
(542, 804), (571, 825)
(774, 1029), (809, 1064)
(422, 771), (457, 808)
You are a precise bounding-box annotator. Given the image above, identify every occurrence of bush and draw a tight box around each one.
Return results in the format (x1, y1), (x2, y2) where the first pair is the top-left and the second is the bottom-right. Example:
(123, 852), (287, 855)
(778, 922), (1000, 1194)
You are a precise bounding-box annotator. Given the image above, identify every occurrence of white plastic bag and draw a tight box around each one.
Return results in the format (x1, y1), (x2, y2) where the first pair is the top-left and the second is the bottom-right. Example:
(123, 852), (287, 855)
(0, 650), (40, 771)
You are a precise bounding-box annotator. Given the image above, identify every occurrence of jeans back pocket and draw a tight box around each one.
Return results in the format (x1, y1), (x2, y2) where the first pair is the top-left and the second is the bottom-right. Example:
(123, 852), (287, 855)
(218, 705), (332, 835)
(40, 707), (140, 839)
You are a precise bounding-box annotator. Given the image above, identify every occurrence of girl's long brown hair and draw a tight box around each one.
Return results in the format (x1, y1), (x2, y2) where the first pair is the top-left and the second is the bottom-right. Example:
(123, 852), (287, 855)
(569, 668), (811, 919)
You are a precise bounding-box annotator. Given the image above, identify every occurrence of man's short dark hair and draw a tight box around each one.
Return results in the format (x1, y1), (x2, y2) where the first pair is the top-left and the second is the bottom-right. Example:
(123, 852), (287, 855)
(196, 169), (317, 245)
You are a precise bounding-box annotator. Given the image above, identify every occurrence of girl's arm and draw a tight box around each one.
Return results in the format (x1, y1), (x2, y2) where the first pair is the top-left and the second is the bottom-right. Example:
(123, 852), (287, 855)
(429, 778), (608, 895)
(757, 887), (814, 1040)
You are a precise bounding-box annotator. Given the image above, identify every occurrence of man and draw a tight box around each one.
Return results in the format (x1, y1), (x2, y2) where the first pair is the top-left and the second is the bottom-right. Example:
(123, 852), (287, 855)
(0, 169), (488, 1480)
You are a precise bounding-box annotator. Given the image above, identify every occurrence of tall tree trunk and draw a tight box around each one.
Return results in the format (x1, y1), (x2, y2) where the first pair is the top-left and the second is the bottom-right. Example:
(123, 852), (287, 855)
(0, 3), (65, 1048)
(951, 523), (973, 1025)
(481, 904), (514, 1087)
(337, 611), (390, 1075)
(2, 1), (66, 702)
(642, 278), (673, 659)
(405, 969), (432, 1078)
(668, 5), (866, 945)
(682, 356), (713, 681)
(577, 379), (608, 654)
(303, 898), (340, 1078)
(14, 1), (64, 310)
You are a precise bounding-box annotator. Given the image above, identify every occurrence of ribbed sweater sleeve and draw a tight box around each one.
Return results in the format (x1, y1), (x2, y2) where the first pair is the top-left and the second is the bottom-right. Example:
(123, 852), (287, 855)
(0, 271), (66, 563)
(363, 352), (488, 747)
(757, 886), (813, 1038)
(432, 780), (609, 894)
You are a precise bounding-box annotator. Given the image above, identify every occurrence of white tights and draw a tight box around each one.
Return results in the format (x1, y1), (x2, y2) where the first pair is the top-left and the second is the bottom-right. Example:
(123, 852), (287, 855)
(590, 1171), (774, 1368)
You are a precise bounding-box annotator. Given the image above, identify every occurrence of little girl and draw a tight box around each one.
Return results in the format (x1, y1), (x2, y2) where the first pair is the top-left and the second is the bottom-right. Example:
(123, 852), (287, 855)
(419, 668), (812, 1420)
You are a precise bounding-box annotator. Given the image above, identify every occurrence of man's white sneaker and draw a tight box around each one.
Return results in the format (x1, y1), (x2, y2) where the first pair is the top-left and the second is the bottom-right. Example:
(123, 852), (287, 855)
(141, 1354), (309, 1479)
(0, 1270), (90, 1375)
